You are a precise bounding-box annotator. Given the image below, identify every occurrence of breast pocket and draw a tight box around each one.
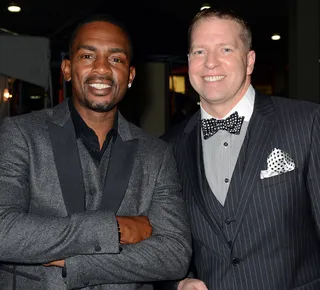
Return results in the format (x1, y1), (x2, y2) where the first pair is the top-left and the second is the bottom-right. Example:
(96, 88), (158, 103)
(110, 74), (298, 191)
(260, 169), (298, 188)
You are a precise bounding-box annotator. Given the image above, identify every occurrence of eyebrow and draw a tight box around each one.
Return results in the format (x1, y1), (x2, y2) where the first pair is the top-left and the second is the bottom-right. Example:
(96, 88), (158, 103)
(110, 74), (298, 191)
(76, 44), (96, 52)
(109, 48), (128, 57)
(218, 42), (238, 48)
(190, 42), (239, 51)
(76, 45), (128, 57)
(189, 45), (203, 51)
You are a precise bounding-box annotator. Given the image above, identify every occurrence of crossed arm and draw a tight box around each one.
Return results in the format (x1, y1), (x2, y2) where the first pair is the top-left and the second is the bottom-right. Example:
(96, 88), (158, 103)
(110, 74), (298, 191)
(46, 146), (192, 289)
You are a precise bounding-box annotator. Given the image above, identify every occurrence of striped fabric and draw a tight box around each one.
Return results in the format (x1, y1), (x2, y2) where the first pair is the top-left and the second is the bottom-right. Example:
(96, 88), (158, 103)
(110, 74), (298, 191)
(163, 91), (320, 290)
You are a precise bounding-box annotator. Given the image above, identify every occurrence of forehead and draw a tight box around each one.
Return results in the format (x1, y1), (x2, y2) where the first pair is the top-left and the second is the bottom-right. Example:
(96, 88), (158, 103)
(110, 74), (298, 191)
(191, 18), (243, 43)
(72, 21), (129, 51)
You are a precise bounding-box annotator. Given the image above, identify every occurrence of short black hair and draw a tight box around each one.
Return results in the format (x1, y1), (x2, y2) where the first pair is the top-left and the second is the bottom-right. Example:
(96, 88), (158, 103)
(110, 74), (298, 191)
(68, 13), (133, 62)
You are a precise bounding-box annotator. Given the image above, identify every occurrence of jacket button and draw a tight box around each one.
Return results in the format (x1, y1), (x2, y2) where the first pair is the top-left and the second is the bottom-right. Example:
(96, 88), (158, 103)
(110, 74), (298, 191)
(232, 257), (240, 266)
(225, 218), (232, 225)
(95, 245), (101, 252)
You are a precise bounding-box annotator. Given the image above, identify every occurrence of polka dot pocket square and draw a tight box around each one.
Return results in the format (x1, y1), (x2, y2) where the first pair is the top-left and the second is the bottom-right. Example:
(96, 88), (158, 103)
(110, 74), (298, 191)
(260, 148), (295, 179)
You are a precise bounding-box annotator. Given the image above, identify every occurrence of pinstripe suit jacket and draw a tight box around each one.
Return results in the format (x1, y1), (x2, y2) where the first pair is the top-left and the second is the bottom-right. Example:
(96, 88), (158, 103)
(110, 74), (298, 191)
(0, 100), (191, 290)
(163, 91), (320, 290)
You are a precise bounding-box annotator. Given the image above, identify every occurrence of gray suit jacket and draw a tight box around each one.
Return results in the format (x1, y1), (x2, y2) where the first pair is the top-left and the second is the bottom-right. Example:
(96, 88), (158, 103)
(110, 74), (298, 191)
(164, 92), (320, 290)
(0, 100), (192, 290)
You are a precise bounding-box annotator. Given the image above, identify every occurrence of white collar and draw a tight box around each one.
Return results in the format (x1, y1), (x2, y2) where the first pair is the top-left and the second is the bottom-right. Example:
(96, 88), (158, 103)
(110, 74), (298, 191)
(200, 85), (255, 122)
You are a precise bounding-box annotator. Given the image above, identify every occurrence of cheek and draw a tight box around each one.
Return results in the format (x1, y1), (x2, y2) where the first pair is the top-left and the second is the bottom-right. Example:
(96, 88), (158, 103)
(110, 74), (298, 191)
(73, 75), (82, 89)
(188, 66), (196, 79)
(188, 61), (201, 78)
(227, 60), (246, 75)
(114, 68), (128, 82)
(73, 65), (89, 80)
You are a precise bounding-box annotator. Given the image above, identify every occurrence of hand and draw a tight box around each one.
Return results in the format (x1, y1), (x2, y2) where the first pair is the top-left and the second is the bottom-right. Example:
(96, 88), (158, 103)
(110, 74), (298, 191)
(116, 216), (152, 244)
(43, 259), (65, 268)
(178, 278), (208, 290)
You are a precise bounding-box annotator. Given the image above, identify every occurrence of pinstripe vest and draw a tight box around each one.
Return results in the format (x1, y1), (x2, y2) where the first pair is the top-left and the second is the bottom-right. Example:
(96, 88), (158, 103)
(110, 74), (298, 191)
(200, 121), (250, 243)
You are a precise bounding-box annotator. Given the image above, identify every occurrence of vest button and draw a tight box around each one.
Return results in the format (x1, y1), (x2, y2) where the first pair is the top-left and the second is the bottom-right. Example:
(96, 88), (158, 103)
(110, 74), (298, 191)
(225, 218), (232, 225)
(232, 257), (241, 266)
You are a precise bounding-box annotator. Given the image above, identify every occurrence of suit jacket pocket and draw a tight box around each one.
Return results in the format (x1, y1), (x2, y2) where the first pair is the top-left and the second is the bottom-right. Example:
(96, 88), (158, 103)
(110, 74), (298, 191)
(259, 169), (298, 188)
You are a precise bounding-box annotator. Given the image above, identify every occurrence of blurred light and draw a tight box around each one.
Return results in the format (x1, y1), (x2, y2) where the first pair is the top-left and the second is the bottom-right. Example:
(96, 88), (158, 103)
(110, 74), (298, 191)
(8, 3), (21, 12)
(3, 88), (11, 99)
(30, 95), (42, 100)
(271, 33), (281, 41)
(200, 3), (211, 10)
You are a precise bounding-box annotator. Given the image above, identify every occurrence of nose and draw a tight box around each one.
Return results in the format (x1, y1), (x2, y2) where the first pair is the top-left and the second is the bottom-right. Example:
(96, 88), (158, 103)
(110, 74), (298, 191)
(92, 56), (112, 75)
(205, 52), (220, 69)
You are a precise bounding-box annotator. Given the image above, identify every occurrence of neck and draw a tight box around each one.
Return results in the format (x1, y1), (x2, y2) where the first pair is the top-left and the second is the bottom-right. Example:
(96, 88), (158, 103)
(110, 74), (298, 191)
(76, 104), (117, 149)
(203, 81), (251, 119)
(205, 99), (241, 119)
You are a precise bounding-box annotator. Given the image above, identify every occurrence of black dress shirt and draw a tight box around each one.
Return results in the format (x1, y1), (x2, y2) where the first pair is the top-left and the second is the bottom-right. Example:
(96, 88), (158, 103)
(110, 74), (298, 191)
(68, 98), (117, 163)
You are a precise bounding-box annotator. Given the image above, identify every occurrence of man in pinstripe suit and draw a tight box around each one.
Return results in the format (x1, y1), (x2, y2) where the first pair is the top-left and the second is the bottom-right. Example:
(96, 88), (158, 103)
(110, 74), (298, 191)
(163, 8), (320, 290)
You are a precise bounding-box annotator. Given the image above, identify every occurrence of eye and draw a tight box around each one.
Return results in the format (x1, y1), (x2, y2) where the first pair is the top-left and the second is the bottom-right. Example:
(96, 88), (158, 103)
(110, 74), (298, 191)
(193, 50), (205, 55)
(80, 54), (94, 59)
(222, 48), (233, 53)
(110, 57), (123, 63)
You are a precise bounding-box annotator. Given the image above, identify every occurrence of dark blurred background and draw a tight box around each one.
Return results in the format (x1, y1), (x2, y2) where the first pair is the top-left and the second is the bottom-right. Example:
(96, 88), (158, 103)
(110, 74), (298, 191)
(0, 0), (319, 135)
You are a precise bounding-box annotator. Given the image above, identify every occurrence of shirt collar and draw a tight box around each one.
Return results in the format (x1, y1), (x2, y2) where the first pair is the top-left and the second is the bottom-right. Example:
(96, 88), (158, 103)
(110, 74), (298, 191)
(68, 98), (118, 139)
(200, 84), (255, 122)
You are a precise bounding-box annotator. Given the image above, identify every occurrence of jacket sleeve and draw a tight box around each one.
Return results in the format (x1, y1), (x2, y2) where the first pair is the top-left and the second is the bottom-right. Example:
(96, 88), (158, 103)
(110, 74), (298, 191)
(306, 107), (320, 234)
(65, 144), (192, 289)
(0, 117), (121, 264)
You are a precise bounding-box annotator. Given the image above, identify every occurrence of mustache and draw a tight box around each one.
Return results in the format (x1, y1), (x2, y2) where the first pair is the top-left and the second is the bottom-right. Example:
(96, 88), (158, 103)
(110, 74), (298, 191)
(85, 76), (114, 85)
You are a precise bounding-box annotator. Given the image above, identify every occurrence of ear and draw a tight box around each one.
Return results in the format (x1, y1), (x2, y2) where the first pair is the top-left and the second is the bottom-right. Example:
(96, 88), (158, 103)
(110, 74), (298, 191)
(246, 50), (256, 76)
(128, 66), (136, 86)
(61, 59), (72, 81)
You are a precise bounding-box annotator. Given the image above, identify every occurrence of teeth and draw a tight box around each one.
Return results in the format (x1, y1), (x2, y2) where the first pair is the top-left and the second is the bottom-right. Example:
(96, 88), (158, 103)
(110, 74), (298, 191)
(203, 76), (225, 82)
(89, 83), (111, 89)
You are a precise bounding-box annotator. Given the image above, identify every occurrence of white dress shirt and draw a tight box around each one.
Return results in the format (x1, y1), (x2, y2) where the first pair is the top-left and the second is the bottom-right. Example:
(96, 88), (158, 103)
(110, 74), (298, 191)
(200, 85), (255, 205)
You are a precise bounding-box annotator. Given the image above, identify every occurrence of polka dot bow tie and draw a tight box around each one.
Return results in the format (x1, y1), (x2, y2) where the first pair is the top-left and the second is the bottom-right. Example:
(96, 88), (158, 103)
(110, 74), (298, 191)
(201, 111), (244, 140)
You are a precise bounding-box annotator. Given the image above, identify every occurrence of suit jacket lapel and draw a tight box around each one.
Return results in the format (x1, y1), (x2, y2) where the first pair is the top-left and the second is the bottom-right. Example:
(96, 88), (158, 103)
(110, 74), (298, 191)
(99, 137), (138, 212)
(47, 100), (86, 214)
(232, 92), (276, 239)
(184, 113), (229, 248)
(100, 114), (138, 212)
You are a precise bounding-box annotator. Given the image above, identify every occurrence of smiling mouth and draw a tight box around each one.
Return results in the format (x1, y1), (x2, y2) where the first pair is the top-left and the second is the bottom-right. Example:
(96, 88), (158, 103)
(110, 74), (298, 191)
(88, 83), (111, 90)
(203, 76), (225, 82)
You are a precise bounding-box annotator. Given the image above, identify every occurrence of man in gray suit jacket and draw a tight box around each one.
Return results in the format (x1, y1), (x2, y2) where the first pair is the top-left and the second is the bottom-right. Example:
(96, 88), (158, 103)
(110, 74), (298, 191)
(163, 8), (320, 290)
(0, 14), (191, 290)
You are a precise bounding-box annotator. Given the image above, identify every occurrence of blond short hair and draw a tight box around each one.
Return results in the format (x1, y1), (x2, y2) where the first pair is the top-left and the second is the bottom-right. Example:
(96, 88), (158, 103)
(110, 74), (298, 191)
(188, 8), (252, 51)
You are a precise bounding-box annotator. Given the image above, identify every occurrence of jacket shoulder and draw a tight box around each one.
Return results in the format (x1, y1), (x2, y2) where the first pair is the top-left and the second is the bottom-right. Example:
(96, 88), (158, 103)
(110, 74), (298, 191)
(161, 111), (200, 143)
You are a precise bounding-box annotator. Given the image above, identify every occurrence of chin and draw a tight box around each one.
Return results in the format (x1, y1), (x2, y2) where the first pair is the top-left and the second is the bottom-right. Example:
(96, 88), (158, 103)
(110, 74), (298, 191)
(85, 100), (116, 113)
